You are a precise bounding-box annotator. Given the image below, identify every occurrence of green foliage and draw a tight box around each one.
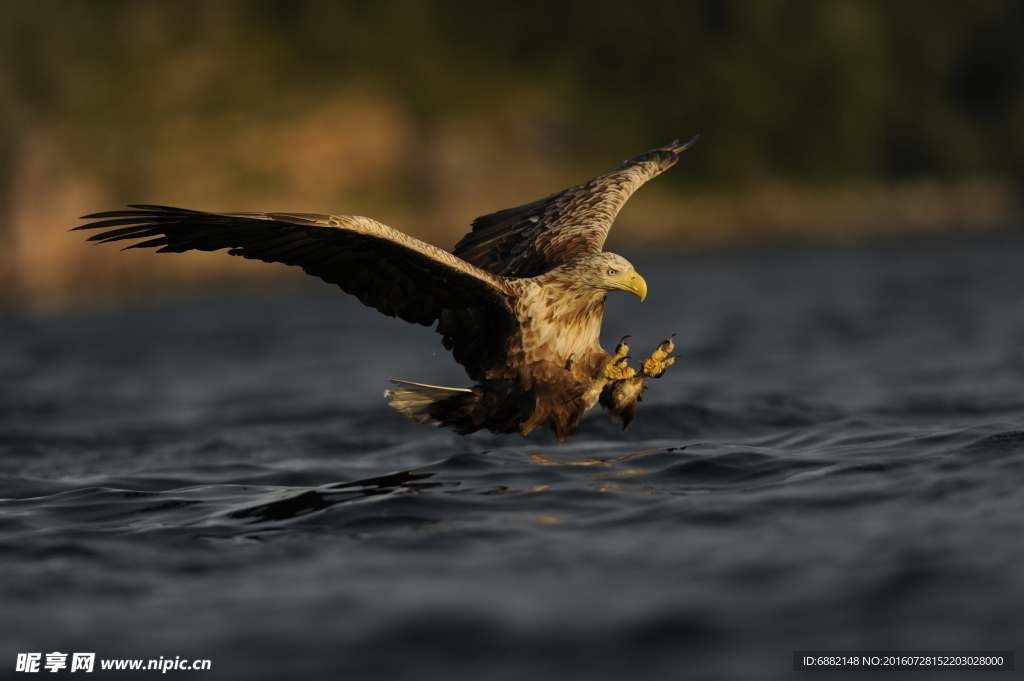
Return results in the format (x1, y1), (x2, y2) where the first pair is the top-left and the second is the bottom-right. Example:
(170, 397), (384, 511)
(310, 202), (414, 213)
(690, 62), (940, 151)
(1, 0), (1022, 196)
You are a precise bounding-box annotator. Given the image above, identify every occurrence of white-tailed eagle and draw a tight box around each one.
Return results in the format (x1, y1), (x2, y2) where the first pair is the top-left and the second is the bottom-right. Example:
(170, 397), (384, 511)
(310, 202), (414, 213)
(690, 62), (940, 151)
(75, 137), (697, 441)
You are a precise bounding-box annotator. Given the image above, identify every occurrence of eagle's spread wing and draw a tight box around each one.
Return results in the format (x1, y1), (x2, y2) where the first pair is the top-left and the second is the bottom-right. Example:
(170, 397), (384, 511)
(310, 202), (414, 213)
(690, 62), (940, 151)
(75, 205), (515, 375)
(452, 136), (698, 278)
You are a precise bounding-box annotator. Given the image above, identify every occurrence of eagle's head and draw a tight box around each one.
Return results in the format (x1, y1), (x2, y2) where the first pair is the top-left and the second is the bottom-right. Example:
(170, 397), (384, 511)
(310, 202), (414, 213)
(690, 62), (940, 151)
(567, 253), (648, 301)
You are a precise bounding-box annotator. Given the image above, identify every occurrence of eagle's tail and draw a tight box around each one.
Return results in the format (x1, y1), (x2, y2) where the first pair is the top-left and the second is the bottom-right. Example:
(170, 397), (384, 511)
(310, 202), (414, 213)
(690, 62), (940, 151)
(384, 380), (474, 426)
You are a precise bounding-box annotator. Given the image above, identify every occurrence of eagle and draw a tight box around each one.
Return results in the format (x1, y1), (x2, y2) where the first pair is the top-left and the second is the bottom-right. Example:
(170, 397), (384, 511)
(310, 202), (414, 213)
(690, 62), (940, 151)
(75, 136), (698, 441)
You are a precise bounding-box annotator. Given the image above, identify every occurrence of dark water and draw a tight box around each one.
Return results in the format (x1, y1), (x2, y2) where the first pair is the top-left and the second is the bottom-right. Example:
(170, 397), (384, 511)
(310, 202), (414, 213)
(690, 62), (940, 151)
(2, 237), (1023, 680)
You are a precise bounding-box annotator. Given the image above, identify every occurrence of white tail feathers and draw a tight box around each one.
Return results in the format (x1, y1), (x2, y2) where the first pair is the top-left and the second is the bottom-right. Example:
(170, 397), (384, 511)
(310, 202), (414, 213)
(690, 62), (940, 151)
(384, 379), (472, 426)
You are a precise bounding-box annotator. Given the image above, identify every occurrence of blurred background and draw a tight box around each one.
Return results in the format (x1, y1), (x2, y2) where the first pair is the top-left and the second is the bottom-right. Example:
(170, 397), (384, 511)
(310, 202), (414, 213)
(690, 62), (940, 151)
(1, 0), (1022, 308)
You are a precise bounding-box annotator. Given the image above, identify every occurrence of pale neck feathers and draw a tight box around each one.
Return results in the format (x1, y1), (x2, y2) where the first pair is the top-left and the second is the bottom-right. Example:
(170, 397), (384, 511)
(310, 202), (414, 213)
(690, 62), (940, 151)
(509, 277), (608, 370)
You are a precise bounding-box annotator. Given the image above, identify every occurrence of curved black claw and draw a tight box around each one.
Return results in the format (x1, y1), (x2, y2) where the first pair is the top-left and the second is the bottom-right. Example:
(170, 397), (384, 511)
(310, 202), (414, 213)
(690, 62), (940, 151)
(657, 334), (677, 351)
(615, 335), (632, 355)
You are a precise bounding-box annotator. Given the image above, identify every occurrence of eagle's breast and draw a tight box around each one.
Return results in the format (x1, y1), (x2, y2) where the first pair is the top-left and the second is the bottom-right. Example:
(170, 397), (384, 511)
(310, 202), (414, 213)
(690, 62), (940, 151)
(512, 281), (606, 368)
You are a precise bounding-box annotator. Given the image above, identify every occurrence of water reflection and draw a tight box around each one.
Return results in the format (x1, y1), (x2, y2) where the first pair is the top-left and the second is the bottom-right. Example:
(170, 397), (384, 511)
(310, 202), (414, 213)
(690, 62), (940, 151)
(230, 469), (446, 523)
(527, 446), (687, 467)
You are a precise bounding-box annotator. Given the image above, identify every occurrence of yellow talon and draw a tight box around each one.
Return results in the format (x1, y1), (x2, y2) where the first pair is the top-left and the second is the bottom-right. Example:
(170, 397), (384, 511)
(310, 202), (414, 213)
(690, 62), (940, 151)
(641, 334), (679, 378)
(603, 354), (636, 381)
(599, 335), (634, 383)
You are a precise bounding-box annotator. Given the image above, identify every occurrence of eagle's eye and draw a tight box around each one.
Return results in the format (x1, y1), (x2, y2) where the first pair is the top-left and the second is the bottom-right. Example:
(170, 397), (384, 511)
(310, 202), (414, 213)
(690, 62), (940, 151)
(607, 268), (618, 276)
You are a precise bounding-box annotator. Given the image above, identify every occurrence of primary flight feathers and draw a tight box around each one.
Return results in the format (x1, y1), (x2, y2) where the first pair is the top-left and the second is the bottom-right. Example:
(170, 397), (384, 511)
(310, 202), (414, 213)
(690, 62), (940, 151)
(75, 136), (697, 440)
(453, 136), (698, 277)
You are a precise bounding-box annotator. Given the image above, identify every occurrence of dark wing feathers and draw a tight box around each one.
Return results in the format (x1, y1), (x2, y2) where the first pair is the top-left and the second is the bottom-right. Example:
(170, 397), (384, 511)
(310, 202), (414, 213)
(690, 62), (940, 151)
(74, 205), (514, 375)
(453, 136), (698, 278)
(74, 139), (695, 378)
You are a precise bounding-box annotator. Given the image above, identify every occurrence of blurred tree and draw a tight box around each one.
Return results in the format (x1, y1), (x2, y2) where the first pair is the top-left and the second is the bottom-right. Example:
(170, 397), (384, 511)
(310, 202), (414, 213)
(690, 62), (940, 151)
(0, 0), (1021, 185)
(1, 0), (1022, 301)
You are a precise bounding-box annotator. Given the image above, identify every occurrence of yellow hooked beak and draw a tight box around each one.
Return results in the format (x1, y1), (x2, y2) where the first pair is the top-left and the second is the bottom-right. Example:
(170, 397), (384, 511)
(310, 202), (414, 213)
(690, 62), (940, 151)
(619, 270), (648, 301)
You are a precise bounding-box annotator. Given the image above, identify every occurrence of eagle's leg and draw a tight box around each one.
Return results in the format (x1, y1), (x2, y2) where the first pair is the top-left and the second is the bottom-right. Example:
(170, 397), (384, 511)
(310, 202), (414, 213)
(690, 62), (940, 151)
(598, 336), (678, 431)
(593, 336), (640, 431)
(640, 334), (678, 378)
